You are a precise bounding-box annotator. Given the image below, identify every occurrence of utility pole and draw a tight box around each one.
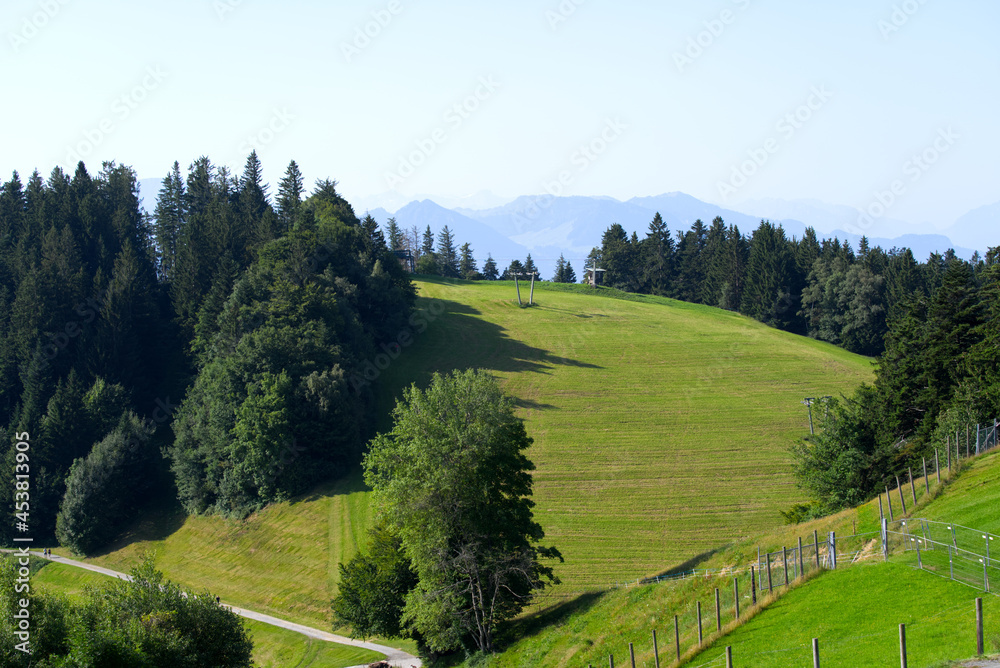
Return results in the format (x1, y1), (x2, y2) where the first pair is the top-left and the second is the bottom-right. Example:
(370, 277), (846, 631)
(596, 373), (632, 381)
(513, 273), (522, 306)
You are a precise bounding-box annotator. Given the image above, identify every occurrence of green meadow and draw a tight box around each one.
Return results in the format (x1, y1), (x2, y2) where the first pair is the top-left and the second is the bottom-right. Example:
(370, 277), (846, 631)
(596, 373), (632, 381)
(53, 278), (873, 653)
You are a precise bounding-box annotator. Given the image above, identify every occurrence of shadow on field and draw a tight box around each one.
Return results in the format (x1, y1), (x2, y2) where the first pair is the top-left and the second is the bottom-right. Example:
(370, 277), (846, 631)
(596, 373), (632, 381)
(515, 397), (559, 411)
(402, 297), (602, 390)
(291, 469), (368, 506)
(499, 590), (606, 648)
(649, 548), (723, 580)
(93, 497), (188, 558)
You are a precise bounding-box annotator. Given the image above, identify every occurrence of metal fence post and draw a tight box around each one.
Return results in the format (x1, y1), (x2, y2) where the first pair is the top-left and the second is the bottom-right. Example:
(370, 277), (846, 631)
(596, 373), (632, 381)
(813, 637), (820, 668)
(751, 566), (756, 605)
(767, 555), (773, 593)
(915, 539), (922, 570)
(734, 578), (740, 619)
(783, 546), (789, 585)
(725, 646), (732, 668)
(629, 642), (636, 668)
(984, 559), (990, 593)
(697, 601), (703, 644)
(715, 588), (721, 631)
(900, 623), (907, 668)
(935, 448), (941, 484)
(798, 536), (804, 579)
(977, 598), (984, 656)
(897, 476), (907, 515)
(653, 630), (660, 668)
(886, 487), (894, 522)
(881, 518), (889, 560)
(879, 494), (885, 521)
(950, 544), (955, 581)
(909, 468), (917, 507)
(814, 529), (820, 568)
(923, 457), (929, 495)
(829, 532), (837, 569)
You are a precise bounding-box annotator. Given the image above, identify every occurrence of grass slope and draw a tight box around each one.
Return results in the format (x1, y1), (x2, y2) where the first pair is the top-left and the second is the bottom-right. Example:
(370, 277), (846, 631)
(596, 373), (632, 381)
(62, 278), (871, 647)
(474, 440), (1000, 668)
(30, 561), (384, 668)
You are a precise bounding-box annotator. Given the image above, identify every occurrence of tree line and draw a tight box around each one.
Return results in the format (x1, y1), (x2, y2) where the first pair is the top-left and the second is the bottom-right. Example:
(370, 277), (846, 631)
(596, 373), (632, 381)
(384, 219), (578, 283)
(589, 214), (983, 357)
(0, 154), (414, 553)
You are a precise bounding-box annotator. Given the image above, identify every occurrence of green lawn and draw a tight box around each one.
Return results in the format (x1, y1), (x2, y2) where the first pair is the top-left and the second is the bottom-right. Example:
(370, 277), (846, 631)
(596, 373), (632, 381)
(31, 561), (384, 668)
(66, 278), (872, 657)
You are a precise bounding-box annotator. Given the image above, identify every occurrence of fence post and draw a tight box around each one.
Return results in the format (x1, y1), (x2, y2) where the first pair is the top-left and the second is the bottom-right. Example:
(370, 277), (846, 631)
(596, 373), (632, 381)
(977, 598), (984, 656)
(950, 544), (955, 580)
(675, 615), (681, 662)
(886, 487), (894, 522)
(984, 559), (990, 593)
(897, 476), (907, 515)
(697, 601), (703, 645)
(783, 546), (789, 585)
(814, 529), (820, 568)
(977, 423), (981, 455)
(798, 536), (805, 579)
(609, 654), (614, 668)
(936, 448), (941, 484)
(715, 589), (721, 631)
(923, 458), (929, 495)
(653, 629), (660, 668)
(948, 435), (952, 472)
(629, 643), (635, 668)
(987, 534), (992, 569)
(909, 468), (917, 507)
(879, 494), (885, 521)
(829, 532), (837, 569)
(881, 517), (889, 560)
(813, 637), (820, 668)
(900, 623), (907, 668)
(725, 646), (733, 668)
(751, 566), (756, 605)
(734, 578), (740, 619)
(915, 539), (922, 570)
(967, 425), (970, 459)
(767, 555), (773, 593)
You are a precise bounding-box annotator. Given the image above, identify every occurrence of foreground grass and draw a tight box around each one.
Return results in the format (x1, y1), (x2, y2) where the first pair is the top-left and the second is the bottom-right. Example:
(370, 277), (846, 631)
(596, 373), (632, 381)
(31, 561), (384, 668)
(679, 562), (999, 668)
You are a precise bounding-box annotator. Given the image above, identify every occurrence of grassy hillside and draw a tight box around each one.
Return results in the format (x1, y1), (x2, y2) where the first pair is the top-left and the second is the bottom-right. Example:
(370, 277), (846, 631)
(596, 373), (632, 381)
(472, 443), (1000, 668)
(61, 278), (872, 640)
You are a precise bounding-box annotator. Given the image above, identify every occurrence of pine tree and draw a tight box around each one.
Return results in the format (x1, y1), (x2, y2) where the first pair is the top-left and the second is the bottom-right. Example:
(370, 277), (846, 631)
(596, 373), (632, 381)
(674, 219), (708, 302)
(437, 226), (459, 278)
(417, 225), (439, 274)
(552, 255), (566, 282)
(482, 255), (499, 281)
(523, 254), (537, 277)
(639, 212), (674, 296)
(740, 221), (796, 327)
(563, 258), (576, 284)
(153, 161), (185, 280)
(501, 259), (524, 280)
(386, 217), (404, 251)
(276, 160), (304, 232)
(459, 242), (478, 279)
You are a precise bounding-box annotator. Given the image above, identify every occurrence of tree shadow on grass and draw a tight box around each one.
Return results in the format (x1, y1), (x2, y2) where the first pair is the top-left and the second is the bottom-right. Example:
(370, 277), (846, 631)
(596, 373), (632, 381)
(386, 297), (602, 391)
(89, 495), (188, 559)
(647, 548), (725, 582)
(495, 590), (606, 649)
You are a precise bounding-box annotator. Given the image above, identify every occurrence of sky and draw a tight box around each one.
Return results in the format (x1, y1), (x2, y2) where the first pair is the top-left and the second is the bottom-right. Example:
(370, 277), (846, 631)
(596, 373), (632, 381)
(2, 0), (998, 236)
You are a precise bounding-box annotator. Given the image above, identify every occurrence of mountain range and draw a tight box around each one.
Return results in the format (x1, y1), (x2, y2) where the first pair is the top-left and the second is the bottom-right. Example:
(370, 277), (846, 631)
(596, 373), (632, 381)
(137, 178), (991, 281)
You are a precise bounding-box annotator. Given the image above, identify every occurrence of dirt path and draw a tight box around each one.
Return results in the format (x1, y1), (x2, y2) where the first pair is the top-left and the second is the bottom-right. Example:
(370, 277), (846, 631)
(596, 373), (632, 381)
(17, 551), (422, 668)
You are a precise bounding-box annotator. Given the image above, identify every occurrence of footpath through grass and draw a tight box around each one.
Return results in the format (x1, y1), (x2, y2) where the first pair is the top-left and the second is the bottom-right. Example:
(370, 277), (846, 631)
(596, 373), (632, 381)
(30, 561), (383, 668)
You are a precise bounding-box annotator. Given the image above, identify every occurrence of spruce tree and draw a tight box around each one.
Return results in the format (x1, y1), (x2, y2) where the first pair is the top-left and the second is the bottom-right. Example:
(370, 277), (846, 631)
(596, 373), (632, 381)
(563, 258), (576, 284)
(386, 217), (404, 251)
(276, 160), (304, 231)
(153, 161), (185, 280)
(523, 254), (538, 276)
(482, 255), (499, 281)
(459, 242), (478, 279)
(552, 255), (566, 282)
(437, 226), (459, 278)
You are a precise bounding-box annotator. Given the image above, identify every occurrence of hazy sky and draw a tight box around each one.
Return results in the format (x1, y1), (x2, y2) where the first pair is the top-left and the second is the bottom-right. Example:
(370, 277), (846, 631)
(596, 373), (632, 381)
(3, 0), (998, 230)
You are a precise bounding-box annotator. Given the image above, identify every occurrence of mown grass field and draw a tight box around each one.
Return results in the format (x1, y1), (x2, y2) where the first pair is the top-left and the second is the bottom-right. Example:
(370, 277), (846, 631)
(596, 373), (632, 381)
(441, 441), (1000, 667)
(64, 278), (872, 653)
(29, 561), (384, 668)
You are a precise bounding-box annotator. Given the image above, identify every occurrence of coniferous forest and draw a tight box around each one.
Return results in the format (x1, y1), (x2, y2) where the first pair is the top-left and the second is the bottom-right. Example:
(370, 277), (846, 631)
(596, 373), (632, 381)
(0, 154), (413, 553)
(0, 153), (996, 553)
